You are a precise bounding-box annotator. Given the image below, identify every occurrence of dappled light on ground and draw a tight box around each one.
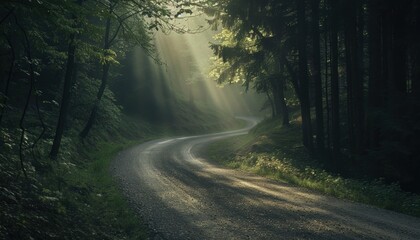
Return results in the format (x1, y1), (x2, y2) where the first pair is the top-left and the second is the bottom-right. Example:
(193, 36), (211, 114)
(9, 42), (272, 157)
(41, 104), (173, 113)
(112, 118), (420, 239)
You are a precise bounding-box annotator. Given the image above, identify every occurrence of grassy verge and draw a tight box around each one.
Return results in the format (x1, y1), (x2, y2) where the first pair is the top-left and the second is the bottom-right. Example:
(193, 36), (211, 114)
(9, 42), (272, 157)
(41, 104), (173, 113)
(61, 140), (149, 239)
(203, 118), (420, 217)
(0, 136), (153, 239)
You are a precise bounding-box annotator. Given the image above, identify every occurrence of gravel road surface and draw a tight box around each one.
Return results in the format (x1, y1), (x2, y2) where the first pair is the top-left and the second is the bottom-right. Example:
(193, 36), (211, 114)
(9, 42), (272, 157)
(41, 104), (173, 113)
(112, 117), (420, 240)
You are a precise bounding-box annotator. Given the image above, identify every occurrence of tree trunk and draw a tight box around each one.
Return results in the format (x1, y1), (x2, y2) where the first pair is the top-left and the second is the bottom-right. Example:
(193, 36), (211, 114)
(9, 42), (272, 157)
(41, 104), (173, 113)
(271, 80), (282, 116)
(80, 63), (110, 138)
(413, 2), (420, 97)
(357, 0), (366, 149)
(80, 15), (112, 138)
(280, 97), (290, 126)
(391, 2), (408, 101)
(330, 0), (341, 164)
(311, 0), (324, 154)
(344, 0), (360, 156)
(284, 56), (301, 101)
(50, 35), (77, 159)
(270, 72), (289, 125)
(297, 0), (314, 152)
(324, 11), (331, 150)
(343, 0), (365, 157)
(366, 0), (382, 148)
(266, 91), (275, 119)
(381, 5), (392, 113)
(49, 0), (83, 159)
(277, 76), (290, 126)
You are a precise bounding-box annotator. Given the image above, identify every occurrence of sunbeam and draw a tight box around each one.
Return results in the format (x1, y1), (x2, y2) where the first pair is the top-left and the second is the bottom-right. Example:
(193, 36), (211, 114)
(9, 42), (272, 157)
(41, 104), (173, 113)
(132, 14), (265, 119)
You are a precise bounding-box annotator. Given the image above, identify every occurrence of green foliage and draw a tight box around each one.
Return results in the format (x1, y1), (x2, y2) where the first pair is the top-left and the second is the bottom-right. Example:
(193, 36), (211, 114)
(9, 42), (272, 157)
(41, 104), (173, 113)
(0, 110), (150, 239)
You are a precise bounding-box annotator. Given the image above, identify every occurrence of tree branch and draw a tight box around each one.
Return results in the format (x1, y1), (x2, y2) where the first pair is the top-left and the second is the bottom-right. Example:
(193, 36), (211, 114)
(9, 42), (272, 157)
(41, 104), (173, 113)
(14, 13), (31, 179)
(108, 10), (140, 46)
(0, 7), (14, 26)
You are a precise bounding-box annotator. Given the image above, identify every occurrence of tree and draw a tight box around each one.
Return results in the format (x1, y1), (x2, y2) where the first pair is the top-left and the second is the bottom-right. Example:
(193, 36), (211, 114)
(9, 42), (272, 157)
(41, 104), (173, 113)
(79, 0), (194, 138)
(329, 0), (341, 165)
(297, 0), (313, 152)
(311, 0), (324, 154)
(50, 0), (83, 159)
(79, 0), (121, 139)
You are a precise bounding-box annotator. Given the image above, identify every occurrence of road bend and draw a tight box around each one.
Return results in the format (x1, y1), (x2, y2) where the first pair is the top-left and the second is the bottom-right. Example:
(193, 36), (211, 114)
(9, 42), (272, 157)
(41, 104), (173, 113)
(112, 117), (420, 240)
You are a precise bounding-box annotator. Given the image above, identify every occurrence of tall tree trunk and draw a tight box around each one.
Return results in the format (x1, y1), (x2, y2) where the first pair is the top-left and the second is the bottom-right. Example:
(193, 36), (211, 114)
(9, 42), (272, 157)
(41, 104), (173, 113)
(344, 0), (365, 157)
(382, 5), (392, 112)
(50, 34), (77, 159)
(277, 76), (290, 126)
(80, 63), (110, 138)
(391, 2), (408, 101)
(324, 14), (331, 150)
(50, 0), (82, 159)
(284, 56), (301, 101)
(297, 0), (314, 152)
(311, 0), (324, 154)
(344, 0), (362, 156)
(330, 0), (341, 164)
(80, 16), (112, 138)
(357, 0), (366, 149)
(413, 2), (420, 97)
(280, 97), (290, 126)
(367, 0), (382, 148)
(272, 60), (290, 125)
(271, 79), (282, 117)
(266, 91), (276, 119)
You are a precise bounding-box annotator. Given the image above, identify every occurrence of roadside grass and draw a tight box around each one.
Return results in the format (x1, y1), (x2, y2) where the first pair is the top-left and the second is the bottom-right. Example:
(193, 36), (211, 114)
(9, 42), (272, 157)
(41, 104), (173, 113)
(204, 118), (420, 218)
(61, 140), (150, 239)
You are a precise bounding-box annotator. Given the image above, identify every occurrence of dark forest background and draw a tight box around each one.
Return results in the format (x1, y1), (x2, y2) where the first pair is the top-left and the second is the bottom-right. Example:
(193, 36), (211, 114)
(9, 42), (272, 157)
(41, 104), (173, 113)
(207, 0), (420, 192)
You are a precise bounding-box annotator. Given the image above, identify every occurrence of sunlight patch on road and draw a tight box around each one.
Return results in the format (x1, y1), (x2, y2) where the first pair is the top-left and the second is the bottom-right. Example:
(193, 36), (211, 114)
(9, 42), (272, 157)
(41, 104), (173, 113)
(157, 139), (175, 145)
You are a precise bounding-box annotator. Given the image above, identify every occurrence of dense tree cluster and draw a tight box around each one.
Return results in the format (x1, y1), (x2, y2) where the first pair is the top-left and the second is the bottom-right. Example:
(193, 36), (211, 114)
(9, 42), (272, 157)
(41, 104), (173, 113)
(0, 0), (194, 238)
(207, 0), (420, 191)
(0, 0), (194, 163)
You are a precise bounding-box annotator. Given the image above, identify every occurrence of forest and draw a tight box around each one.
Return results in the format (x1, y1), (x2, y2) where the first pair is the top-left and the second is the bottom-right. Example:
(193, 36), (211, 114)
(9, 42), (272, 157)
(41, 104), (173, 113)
(207, 0), (420, 191)
(1, 0), (420, 239)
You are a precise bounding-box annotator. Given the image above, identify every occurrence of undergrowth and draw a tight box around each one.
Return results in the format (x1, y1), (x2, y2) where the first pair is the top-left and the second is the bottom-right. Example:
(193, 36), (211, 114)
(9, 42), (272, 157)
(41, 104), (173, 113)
(0, 121), (153, 239)
(0, 105), (243, 239)
(62, 141), (151, 240)
(204, 118), (420, 217)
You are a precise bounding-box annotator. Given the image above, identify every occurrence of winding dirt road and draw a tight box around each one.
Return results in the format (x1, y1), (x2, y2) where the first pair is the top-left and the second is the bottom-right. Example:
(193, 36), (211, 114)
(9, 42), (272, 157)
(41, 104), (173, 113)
(112, 118), (420, 239)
